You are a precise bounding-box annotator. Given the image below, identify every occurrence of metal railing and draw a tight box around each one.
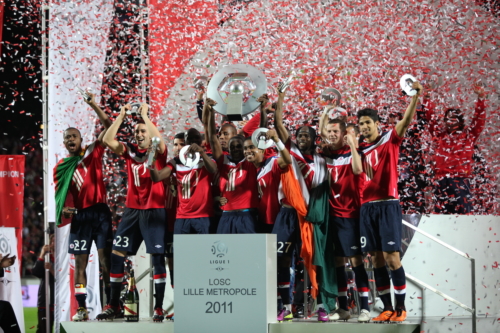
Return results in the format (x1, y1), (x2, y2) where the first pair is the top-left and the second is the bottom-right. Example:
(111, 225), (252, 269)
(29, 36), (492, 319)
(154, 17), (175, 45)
(402, 220), (476, 333)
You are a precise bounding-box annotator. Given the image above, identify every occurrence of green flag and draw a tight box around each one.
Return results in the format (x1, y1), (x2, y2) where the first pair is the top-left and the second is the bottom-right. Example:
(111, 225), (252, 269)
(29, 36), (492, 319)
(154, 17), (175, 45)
(54, 156), (81, 226)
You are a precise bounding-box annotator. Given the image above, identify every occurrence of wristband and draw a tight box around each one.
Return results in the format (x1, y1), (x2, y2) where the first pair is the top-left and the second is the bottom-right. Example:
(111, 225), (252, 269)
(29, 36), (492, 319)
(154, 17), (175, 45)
(275, 140), (285, 151)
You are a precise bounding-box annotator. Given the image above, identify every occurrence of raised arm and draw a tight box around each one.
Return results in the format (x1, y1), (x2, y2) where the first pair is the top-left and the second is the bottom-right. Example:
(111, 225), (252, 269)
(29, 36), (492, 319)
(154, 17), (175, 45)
(140, 103), (166, 155)
(189, 143), (217, 174)
(469, 83), (487, 138)
(396, 81), (423, 138)
(205, 98), (224, 161)
(241, 112), (261, 137)
(85, 92), (112, 129)
(274, 85), (289, 143)
(103, 104), (127, 155)
(84, 92), (112, 144)
(267, 129), (292, 169)
(257, 94), (269, 128)
(319, 105), (335, 140)
(346, 133), (363, 175)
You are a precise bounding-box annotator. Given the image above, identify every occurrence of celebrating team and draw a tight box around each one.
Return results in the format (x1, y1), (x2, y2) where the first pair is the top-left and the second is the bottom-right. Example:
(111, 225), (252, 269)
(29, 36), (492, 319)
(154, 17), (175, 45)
(54, 79), (424, 323)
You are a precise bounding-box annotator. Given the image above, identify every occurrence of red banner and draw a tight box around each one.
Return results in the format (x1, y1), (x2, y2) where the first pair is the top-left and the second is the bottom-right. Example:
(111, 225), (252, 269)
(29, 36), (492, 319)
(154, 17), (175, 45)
(0, 155), (25, 269)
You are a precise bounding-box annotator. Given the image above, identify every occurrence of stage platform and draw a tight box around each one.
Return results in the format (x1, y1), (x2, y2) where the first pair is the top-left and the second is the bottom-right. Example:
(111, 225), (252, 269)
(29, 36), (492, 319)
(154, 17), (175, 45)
(60, 318), (420, 333)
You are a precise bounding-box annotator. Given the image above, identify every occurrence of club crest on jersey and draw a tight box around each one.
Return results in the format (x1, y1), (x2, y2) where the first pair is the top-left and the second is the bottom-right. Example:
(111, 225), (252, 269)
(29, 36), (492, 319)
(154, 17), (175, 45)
(69, 243), (75, 249)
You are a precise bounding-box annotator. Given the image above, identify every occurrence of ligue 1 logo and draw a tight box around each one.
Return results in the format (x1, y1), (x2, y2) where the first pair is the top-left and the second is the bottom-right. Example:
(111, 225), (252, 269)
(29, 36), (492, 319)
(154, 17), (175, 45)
(211, 241), (228, 258)
(0, 234), (12, 255)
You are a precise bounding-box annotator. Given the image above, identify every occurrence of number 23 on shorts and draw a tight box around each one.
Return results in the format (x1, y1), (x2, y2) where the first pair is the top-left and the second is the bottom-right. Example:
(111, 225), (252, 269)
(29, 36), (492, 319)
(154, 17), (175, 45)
(114, 235), (130, 248)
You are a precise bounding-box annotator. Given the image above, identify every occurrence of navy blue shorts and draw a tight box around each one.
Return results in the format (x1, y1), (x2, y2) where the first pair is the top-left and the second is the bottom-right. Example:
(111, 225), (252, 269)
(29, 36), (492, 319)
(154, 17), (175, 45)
(164, 231), (173, 258)
(69, 203), (112, 255)
(359, 200), (402, 252)
(113, 208), (166, 255)
(174, 217), (210, 235)
(330, 216), (362, 257)
(217, 210), (257, 234)
(272, 207), (298, 257)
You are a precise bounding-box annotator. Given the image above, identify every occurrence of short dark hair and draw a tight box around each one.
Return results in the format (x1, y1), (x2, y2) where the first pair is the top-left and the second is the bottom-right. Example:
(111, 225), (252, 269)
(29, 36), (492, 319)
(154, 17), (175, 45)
(357, 108), (379, 122)
(63, 127), (81, 137)
(174, 132), (185, 140)
(346, 123), (359, 135)
(327, 119), (346, 132)
(295, 125), (317, 150)
(185, 128), (202, 145)
(229, 134), (244, 145)
(221, 123), (237, 135)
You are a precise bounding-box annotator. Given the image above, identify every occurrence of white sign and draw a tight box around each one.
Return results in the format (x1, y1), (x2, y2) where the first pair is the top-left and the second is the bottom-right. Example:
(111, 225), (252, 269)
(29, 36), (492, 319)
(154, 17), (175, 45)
(174, 234), (277, 333)
(0, 227), (25, 333)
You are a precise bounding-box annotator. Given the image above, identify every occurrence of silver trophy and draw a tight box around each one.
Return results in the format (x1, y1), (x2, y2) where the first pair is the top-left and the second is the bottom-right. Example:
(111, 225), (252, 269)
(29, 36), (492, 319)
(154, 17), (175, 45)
(400, 74), (419, 96)
(77, 87), (91, 102)
(179, 145), (201, 168)
(194, 76), (208, 90)
(278, 71), (296, 93)
(251, 128), (274, 150)
(147, 137), (161, 169)
(321, 88), (342, 104)
(127, 103), (143, 117)
(207, 64), (267, 121)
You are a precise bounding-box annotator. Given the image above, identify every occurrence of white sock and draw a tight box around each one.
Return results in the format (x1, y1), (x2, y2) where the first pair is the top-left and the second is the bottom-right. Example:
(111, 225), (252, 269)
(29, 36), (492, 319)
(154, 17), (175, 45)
(316, 303), (324, 311)
(284, 304), (291, 311)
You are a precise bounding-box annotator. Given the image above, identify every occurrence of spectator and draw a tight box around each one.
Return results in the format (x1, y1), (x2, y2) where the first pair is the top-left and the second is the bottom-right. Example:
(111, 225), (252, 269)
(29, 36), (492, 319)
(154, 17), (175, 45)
(31, 235), (55, 333)
(0, 253), (21, 333)
(424, 84), (487, 214)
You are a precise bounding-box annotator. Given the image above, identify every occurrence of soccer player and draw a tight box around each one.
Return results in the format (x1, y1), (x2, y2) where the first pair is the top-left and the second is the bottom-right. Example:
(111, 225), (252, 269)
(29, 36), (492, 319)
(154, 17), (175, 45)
(150, 128), (216, 235)
(163, 132), (185, 294)
(98, 103), (168, 322)
(357, 80), (423, 322)
(424, 83), (487, 214)
(244, 124), (293, 322)
(172, 132), (186, 156)
(274, 87), (329, 319)
(204, 98), (259, 233)
(322, 119), (371, 322)
(53, 92), (113, 321)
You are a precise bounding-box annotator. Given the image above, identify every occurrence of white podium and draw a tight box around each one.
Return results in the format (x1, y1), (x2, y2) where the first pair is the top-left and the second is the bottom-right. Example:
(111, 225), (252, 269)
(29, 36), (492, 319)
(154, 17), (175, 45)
(174, 234), (277, 333)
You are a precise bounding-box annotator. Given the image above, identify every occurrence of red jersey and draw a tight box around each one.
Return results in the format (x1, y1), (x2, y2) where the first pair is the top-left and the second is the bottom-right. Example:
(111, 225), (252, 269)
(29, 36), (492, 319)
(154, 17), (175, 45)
(164, 175), (177, 232)
(257, 157), (284, 225)
(425, 98), (486, 178)
(122, 142), (167, 209)
(326, 146), (362, 218)
(61, 141), (107, 210)
(217, 155), (259, 211)
(166, 157), (213, 218)
(359, 128), (403, 204)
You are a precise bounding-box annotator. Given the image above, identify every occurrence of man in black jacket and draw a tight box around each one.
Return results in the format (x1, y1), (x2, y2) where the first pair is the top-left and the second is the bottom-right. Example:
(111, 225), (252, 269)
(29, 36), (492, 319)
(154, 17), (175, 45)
(0, 253), (21, 333)
(32, 235), (55, 333)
